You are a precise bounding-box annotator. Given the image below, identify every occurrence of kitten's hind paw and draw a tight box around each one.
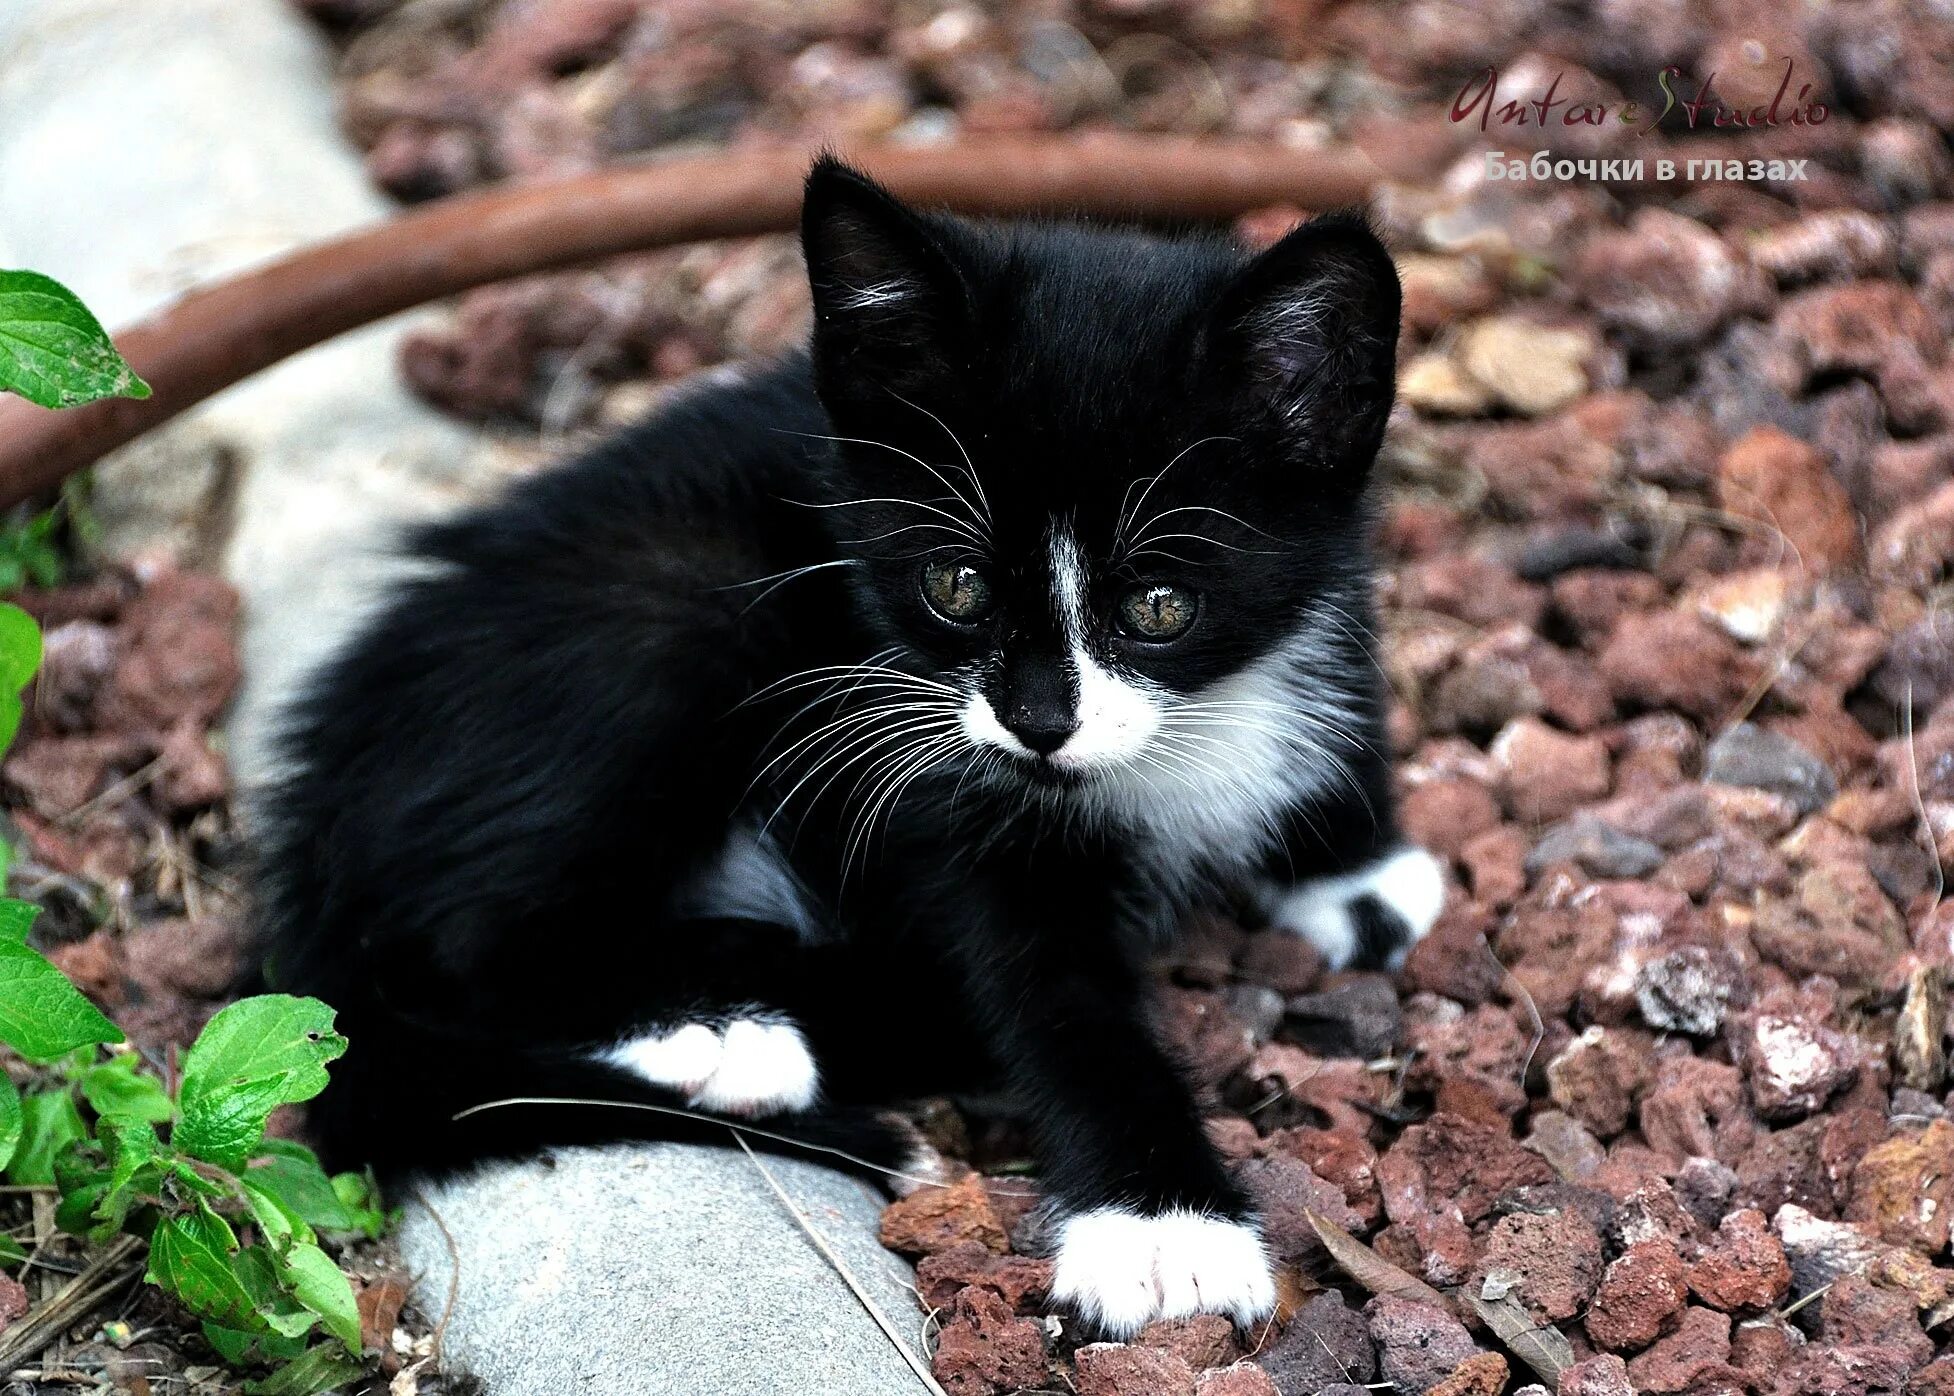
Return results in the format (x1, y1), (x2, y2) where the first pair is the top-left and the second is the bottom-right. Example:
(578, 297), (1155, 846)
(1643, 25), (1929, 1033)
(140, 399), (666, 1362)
(607, 1016), (821, 1117)
(1050, 1208), (1275, 1338)
(1265, 844), (1446, 971)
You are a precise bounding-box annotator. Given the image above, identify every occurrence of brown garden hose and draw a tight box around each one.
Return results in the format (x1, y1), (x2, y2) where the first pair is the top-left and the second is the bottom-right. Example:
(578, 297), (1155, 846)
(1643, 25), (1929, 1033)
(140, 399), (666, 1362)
(0, 135), (1392, 509)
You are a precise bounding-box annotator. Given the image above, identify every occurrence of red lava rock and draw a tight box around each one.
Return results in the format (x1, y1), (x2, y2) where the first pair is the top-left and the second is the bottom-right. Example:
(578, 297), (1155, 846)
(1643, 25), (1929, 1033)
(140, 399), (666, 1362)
(1191, 1362), (1277, 1396)
(1135, 1316), (1240, 1371)
(1585, 1239), (1689, 1352)
(1073, 1342), (1196, 1396)
(1624, 1306), (1732, 1394)
(1235, 1153), (1362, 1265)
(1404, 997), (1533, 1122)
(1688, 1209), (1792, 1312)
(119, 917), (244, 1000)
(1638, 1056), (1754, 1165)
(0, 1272), (26, 1328)
(1401, 776), (1503, 860)
(1365, 1295), (1482, 1396)
(154, 718), (229, 812)
(1557, 1353), (1634, 1396)
(1770, 1343), (1919, 1396)
(1545, 1026), (1654, 1138)
(1491, 717), (1612, 823)
(1597, 610), (1763, 723)
(1158, 989), (1256, 1088)
(1265, 1126), (1382, 1227)
(930, 1288), (1049, 1396)
(1871, 479), (1954, 588)
(1459, 825), (1530, 908)
(1259, 1290), (1375, 1393)
(1235, 931), (1325, 996)
(1465, 1207), (1604, 1324)
(1427, 1353), (1511, 1396)
(915, 1241), (1052, 1313)
(1729, 1008), (1861, 1121)
(44, 930), (125, 1011)
(1397, 554), (1548, 630)
(100, 569), (241, 732)
(1714, 426), (1863, 572)
(1847, 1120), (1954, 1256)
(1575, 208), (1753, 347)
(879, 1174), (1008, 1256)
(1380, 1112), (1558, 1232)
(1526, 1110), (1607, 1182)
(1818, 1274), (1935, 1369)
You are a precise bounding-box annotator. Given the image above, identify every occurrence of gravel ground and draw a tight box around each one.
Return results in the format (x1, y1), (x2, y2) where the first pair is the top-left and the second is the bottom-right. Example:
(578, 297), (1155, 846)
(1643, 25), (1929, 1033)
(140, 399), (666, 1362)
(0, 566), (465, 1395)
(10, 1), (1954, 1393)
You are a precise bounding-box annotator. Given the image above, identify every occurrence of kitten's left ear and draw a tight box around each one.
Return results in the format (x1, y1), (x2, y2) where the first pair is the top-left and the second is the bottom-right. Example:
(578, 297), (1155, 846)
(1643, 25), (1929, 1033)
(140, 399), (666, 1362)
(1206, 213), (1401, 474)
(801, 156), (972, 412)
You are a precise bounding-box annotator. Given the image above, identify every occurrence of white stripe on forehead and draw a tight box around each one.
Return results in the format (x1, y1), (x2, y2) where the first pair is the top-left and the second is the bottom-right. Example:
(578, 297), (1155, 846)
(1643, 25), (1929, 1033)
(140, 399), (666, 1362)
(1050, 528), (1089, 648)
(1047, 526), (1161, 770)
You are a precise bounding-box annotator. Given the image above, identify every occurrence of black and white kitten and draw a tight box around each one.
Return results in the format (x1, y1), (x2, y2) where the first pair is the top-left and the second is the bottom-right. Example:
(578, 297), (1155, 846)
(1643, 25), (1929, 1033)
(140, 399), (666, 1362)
(255, 159), (1444, 1336)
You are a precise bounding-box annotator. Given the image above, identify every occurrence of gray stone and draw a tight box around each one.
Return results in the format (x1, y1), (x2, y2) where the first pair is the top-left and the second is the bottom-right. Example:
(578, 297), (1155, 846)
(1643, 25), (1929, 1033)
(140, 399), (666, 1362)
(1258, 1290), (1374, 1393)
(1283, 978), (1401, 1059)
(1524, 815), (1663, 879)
(1633, 946), (1741, 1037)
(398, 1142), (926, 1396)
(1704, 722), (1837, 815)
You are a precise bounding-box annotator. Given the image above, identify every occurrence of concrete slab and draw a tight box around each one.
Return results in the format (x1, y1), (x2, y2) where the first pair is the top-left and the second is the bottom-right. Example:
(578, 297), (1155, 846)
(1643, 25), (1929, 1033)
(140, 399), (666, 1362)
(398, 1143), (933, 1396)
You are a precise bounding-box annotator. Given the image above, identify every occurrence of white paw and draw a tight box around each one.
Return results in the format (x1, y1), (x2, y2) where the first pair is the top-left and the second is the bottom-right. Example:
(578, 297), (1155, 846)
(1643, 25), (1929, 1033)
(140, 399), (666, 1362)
(1050, 1208), (1275, 1338)
(605, 1016), (820, 1117)
(1265, 845), (1446, 970)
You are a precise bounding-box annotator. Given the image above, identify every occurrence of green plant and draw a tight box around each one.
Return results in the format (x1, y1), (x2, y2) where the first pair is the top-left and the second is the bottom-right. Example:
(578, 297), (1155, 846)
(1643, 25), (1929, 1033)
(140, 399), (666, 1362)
(0, 270), (150, 409)
(0, 279), (381, 1394)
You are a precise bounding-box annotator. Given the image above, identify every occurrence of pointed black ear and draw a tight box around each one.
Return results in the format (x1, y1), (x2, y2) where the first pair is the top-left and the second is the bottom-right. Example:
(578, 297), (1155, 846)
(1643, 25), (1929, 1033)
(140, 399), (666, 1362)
(1207, 213), (1401, 474)
(801, 157), (971, 413)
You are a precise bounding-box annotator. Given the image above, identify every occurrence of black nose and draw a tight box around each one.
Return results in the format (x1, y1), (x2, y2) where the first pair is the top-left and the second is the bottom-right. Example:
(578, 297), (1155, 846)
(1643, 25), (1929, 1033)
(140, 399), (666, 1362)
(1007, 712), (1077, 756)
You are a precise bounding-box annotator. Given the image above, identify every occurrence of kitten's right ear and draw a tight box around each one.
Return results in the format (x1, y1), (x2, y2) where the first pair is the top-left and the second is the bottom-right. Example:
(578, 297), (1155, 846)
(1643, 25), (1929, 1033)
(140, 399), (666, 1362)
(801, 157), (971, 406)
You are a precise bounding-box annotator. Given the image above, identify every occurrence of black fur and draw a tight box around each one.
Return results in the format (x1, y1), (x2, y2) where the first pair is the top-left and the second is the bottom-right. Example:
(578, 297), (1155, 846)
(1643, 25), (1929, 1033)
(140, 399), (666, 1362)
(256, 161), (1410, 1246)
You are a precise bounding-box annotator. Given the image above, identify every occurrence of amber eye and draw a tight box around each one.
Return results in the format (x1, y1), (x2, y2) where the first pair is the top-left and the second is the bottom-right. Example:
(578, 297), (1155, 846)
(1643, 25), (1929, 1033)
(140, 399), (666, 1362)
(921, 560), (994, 624)
(1117, 583), (1198, 641)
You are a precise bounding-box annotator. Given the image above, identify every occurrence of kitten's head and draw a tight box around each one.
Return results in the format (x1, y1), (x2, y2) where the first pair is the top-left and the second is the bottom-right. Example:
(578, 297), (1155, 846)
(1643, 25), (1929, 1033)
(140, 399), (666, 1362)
(797, 158), (1400, 814)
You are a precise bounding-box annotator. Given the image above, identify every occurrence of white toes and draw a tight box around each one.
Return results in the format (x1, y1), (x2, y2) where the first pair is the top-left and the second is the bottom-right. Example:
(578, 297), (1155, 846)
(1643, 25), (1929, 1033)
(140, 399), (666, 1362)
(1265, 844), (1448, 969)
(693, 1019), (820, 1116)
(604, 1017), (820, 1117)
(606, 1022), (723, 1093)
(1051, 1208), (1275, 1338)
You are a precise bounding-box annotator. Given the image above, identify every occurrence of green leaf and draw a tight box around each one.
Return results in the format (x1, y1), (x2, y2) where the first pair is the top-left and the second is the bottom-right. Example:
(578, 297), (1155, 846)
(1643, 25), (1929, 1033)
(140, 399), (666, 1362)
(176, 998), (344, 1170)
(147, 1203), (263, 1333)
(8, 1090), (84, 1184)
(99, 1115), (161, 1196)
(246, 1149), (356, 1234)
(0, 271), (150, 410)
(239, 1176), (313, 1253)
(0, 604), (41, 694)
(245, 1342), (368, 1396)
(278, 1242), (361, 1351)
(0, 907), (124, 1061)
(0, 1234), (26, 1265)
(177, 1075), (293, 1172)
(0, 1074), (19, 1172)
(329, 1170), (387, 1240)
(80, 1054), (174, 1124)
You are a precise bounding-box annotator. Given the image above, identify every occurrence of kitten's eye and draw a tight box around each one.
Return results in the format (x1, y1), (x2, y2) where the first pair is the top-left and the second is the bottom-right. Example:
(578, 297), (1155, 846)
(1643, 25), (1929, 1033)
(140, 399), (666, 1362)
(1117, 583), (1198, 642)
(921, 560), (994, 624)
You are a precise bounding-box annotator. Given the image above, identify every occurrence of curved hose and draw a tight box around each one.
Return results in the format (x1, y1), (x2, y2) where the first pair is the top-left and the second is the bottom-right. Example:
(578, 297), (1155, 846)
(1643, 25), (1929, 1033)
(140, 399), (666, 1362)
(0, 135), (1391, 508)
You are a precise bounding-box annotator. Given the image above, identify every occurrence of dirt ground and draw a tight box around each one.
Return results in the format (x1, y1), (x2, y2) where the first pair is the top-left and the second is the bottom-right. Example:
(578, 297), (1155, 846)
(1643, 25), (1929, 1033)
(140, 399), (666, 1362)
(6, 0), (1954, 1392)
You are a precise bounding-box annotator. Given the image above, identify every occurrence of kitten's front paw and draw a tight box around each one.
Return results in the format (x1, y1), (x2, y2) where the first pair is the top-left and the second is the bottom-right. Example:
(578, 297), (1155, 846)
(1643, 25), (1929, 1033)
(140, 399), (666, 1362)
(1050, 1208), (1275, 1337)
(608, 1017), (820, 1117)
(1266, 844), (1445, 970)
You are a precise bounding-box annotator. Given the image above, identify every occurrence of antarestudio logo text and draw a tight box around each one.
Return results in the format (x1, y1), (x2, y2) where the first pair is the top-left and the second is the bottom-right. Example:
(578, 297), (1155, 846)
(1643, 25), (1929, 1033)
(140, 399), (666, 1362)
(1451, 59), (1830, 135)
